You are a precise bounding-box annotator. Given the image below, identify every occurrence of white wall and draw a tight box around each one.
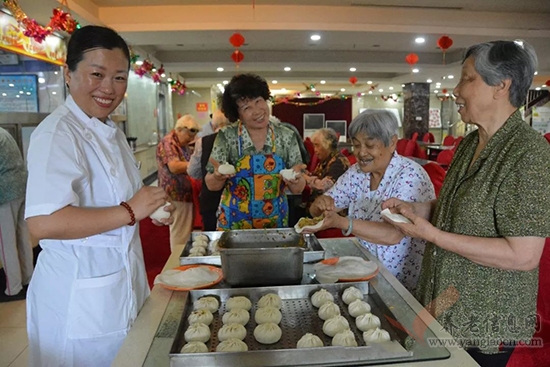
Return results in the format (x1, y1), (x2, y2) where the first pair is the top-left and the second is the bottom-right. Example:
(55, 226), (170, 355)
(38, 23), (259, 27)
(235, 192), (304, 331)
(126, 72), (158, 145)
(171, 87), (212, 129)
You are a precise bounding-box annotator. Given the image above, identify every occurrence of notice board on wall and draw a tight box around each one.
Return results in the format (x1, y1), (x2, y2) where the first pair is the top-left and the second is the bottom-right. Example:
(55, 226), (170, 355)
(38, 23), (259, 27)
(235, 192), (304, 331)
(0, 74), (38, 112)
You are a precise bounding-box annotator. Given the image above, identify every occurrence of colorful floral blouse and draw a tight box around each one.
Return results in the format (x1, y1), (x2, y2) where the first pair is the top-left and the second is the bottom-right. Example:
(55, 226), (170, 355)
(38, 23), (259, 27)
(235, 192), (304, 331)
(326, 152), (435, 292)
(156, 130), (192, 202)
(308, 150), (350, 206)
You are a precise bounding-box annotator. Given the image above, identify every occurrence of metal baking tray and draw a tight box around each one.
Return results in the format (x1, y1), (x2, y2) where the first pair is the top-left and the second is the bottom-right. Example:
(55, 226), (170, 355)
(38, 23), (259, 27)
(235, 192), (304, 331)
(180, 229), (324, 266)
(169, 282), (412, 367)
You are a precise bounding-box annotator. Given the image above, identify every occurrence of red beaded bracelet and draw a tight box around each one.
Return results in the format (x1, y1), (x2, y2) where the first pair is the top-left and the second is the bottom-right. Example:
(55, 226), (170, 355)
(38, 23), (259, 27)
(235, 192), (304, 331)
(120, 201), (136, 226)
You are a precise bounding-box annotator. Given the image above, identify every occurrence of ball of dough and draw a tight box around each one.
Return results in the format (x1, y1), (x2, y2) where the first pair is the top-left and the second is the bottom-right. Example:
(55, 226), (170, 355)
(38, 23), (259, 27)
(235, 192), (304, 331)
(332, 329), (358, 347)
(195, 234), (210, 242)
(192, 240), (209, 249)
(254, 306), (282, 324)
(311, 289), (334, 308)
(254, 322), (282, 344)
(280, 168), (297, 180)
(363, 327), (391, 344)
(184, 322), (211, 343)
(189, 246), (206, 256)
(342, 286), (364, 305)
(322, 315), (350, 337)
(257, 293), (282, 309)
(188, 309), (214, 326)
(194, 296), (219, 313)
(209, 239), (220, 253)
(222, 308), (250, 325)
(348, 299), (371, 318)
(296, 333), (324, 348)
(188, 253), (204, 257)
(226, 296), (252, 311)
(318, 301), (340, 321)
(180, 341), (208, 353)
(216, 338), (248, 352)
(149, 202), (171, 221)
(355, 313), (381, 332)
(217, 323), (247, 341)
(218, 163), (236, 175)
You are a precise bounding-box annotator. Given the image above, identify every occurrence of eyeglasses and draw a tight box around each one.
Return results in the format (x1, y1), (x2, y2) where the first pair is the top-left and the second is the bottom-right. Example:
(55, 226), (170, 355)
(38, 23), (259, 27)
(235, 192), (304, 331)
(179, 127), (199, 134)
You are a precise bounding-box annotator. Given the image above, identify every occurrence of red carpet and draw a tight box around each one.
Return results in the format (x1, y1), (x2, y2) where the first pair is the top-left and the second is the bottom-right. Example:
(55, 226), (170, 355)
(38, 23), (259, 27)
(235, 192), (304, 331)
(139, 218), (172, 287)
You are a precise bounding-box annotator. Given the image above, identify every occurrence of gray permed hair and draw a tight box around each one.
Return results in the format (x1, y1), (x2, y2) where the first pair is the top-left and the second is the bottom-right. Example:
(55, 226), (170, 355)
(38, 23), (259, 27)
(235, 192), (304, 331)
(348, 110), (398, 146)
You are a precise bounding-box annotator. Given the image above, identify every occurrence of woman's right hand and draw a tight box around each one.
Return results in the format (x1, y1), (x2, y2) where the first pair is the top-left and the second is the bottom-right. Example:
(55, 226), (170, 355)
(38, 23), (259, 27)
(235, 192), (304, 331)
(382, 198), (435, 222)
(309, 195), (336, 217)
(127, 186), (167, 221)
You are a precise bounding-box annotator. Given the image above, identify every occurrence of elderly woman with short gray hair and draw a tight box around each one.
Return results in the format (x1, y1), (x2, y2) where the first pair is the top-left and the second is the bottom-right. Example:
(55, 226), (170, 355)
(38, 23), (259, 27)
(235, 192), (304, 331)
(307, 110), (435, 292)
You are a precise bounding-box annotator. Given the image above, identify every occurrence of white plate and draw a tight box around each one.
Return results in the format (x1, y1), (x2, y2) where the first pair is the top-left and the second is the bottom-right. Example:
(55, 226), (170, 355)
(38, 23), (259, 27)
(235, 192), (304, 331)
(380, 208), (412, 224)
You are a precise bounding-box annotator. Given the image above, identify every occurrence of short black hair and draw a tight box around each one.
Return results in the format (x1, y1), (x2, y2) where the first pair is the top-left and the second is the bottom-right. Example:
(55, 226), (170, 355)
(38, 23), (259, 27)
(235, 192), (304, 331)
(221, 74), (271, 122)
(66, 25), (130, 71)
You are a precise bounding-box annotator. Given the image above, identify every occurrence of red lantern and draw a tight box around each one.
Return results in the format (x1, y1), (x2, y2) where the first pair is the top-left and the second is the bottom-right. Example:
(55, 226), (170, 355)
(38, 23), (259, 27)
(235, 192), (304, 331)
(437, 36), (453, 64)
(545, 80), (550, 87)
(405, 53), (419, 66)
(229, 33), (245, 48)
(442, 88), (448, 94)
(231, 50), (244, 66)
(349, 76), (358, 85)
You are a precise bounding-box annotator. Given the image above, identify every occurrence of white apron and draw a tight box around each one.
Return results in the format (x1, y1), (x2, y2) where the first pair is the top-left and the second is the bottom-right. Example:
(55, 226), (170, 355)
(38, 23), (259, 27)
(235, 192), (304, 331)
(25, 97), (150, 367)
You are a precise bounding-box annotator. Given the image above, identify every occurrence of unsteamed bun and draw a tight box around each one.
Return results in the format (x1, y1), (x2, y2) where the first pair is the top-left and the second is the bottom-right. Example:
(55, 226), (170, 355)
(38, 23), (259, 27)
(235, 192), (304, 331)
(311, 289), (334, 308)
(216, 338), (248, 352)
(180, 341), (208, 353)
(332, 329), (358, 347)
(194, 296), (219, 313)
(192, 240), (209, 249)
(318, 301), (340, 321)
(296, 333), (324, 348)
(222, 308), (250, 325)
(149, 202), (171, 221)
(226, 296), (252, 311)
(184, 322), (211, 343)
(189, 246), (206, 256)
(254, 306), (282, 324)
(218, 163), (236, 175)
(188, 309), (213, 326)
(322, 315), (350, 337)
(217, 323), (247, 341)
(355, 313), (381, 332)
(348, 299), (371, 318)
(257, 293), (282, 309)
(363, 327), (391, 344)
(195, 234), (209, 242)
(254, 322), (282, 344)
(342, 286), (364, 305)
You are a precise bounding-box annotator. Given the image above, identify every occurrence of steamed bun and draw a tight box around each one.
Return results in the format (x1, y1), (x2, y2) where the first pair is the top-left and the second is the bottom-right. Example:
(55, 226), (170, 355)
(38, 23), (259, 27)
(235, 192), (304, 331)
(311, 289), (334, 308)
(363, 327), (391, 344)
(318, 301), (340, 321)
(222, 308), (250, 325)
(189, 246), (206, 256)
(332, 329), (358, 347)
(184, 322), (211, 343)
(195, 234), (210, 242)
(188, 309), (214, 326)
(355, 313), (381, 332)
(193, 296), (219, 313)
(297, 333), (324, 348)
(180, 341), (208, 353)
(257, 293), (282, 309)
(226, 296), (252, 311)
(322, 315), (350, 337)
(342, 286), (364, 305)
(217, 323), (247, 341)
(254, 306), (282, 324)
(216, 338), (248, 352)
(254, 322), (282, 344)
(348, 299), (371, 318)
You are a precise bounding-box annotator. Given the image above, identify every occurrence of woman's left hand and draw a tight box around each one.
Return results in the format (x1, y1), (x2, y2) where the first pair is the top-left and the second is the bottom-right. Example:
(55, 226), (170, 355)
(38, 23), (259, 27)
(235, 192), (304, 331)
(383, 206), (439, 243)
(302, 210), (345, 234)
(283, 163), (307, 184)
(151, 200), (175, 226)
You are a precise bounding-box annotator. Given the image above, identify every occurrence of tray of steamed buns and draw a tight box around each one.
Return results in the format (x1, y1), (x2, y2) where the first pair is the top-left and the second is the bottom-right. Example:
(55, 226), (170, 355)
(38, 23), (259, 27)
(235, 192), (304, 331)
(169, 282), (413, 367)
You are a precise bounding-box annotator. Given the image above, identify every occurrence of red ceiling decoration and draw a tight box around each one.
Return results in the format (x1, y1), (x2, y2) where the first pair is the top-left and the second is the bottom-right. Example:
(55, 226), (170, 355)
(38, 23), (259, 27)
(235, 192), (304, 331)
(437, 35), (454, 64)
(229, 33), (245, 48)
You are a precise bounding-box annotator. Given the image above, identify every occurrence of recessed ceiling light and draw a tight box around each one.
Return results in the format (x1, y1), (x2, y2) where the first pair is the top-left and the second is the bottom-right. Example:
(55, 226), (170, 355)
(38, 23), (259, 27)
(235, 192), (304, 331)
(161, 73), (166, 78)
(15, 95), (19, 98)
(349, 67), (356, 72)
(38, 77), (46, 84)
(378, 89), (383, 92)
(8, 83), (14, 87)
(217, 67), (224, 72)
(19, 91), (23, 94)
(310, 34), (321, 41)
(167, 77), (173, 82)
(427, 79), (432, 83)
(311, 88), (316, 91)
(536, 87), (541, 91)
(1, 93), (6, 96)
(320, 80), (326, 84)
(361, 92), (365, 96)
(54, 71), (58, 75)
(340, 88), (346, 92)
(272, 80), (278, 84)
(368, 91), (372, 94)
(26, 92), (31, 95)
(389, 86), (394, 90)
(284, 67), (291, 71)
(223, 80), (229, 85)
(415, 37), (425, 44)
(448, 75), (454, 79)
(367, 81), (373, 85)
(52, 91), (57, 95)
(434, 90), (439, 93)
(412, 68), (420, 73)
(401, 84), (405, 87)
(534, 71), (538, 75)
(152, 68), (157, 73)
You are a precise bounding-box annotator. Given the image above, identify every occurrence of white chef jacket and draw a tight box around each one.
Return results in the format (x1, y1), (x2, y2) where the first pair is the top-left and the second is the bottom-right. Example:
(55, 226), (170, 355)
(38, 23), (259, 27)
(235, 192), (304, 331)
(25, 95), (150, 367)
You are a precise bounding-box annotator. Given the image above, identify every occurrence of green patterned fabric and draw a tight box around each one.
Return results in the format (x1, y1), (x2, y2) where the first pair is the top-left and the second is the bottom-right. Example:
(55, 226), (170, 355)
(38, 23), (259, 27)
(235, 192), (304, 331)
(206, 121), (303, 172)
(0, 127), (27, 205)
(416, 110), (550, 353)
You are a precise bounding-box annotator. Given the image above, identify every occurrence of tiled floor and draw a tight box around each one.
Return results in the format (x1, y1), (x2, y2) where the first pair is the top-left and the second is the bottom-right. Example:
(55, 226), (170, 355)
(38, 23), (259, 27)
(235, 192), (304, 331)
(0, 299), (29, 367)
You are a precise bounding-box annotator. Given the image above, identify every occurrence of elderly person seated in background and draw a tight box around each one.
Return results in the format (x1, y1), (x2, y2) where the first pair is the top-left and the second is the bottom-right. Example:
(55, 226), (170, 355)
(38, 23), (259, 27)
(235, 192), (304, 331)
(302, 128), (350, 209)
(206, 73), (305, 230)
(306, 110), (435, 292)
(383, 40), (550, 367)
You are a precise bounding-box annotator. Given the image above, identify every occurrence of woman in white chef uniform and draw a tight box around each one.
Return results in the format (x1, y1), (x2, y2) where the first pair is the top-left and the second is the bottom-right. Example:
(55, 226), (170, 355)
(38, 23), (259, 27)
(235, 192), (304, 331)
(25, 26), (171, 367)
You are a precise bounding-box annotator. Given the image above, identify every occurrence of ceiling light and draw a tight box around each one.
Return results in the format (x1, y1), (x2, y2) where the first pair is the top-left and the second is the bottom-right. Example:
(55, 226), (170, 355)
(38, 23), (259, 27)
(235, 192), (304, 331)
(272, 80), (278, 84)
(38, 77), (46, 84)
(52, 91), (57, 95)
(367, 81), (372, 85)
(217, 67), (224, 72)
(534, 71), (538, 75)
(434, 90), (439, 93)
(427, 79), (432, 83)
(448, 75), (454, 79)
(368, 91), (372, 94)
(311, 88), (316, 91)
(223, 80), (229, 85)
(361, 92), (365, 96)
(1, 93), (5, 96)
(349, 67), (356, 72)
(378, 89), (383, 92)
(320, 80), (326, 84)
(8, 83), (14, 87)
(15, 95), (19, 98)
(167, 77), (173, 82)
(310, 34), (321, 41)
(341, 88), (345, 92)
(152, 68), (157, 72)
(26, 92), (31, 95)
(135, 61), (143, 66)
(54, 71), (58, 75)
(19, 91), (23, 94)
(161, 73), (166, 78)
(412, 69), (419, 73)
(415, 37), (425, 44)
(389, 86), (394, 90)
(401, 84), (405, 87)
(536, 87), (541, 91)
(284, 67), (291, 71)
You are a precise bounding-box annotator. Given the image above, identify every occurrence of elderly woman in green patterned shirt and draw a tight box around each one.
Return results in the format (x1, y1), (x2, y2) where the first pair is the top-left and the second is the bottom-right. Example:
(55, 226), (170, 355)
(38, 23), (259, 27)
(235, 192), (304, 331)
(383, 40), (550, 367)
(205, 73), (305, 229)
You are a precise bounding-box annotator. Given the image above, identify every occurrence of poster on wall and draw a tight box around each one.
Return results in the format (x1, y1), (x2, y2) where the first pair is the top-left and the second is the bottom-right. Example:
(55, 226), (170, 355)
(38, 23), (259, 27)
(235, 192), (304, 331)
(532, 106), (550, 134)
(0, 74), (38, 112)
(0, 12), (66, 66)
(429, 108), (442, 128)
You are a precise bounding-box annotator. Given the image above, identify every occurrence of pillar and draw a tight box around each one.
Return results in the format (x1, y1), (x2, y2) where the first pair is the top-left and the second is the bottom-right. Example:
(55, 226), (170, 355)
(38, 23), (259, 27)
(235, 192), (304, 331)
(403, 82), (430, 140)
